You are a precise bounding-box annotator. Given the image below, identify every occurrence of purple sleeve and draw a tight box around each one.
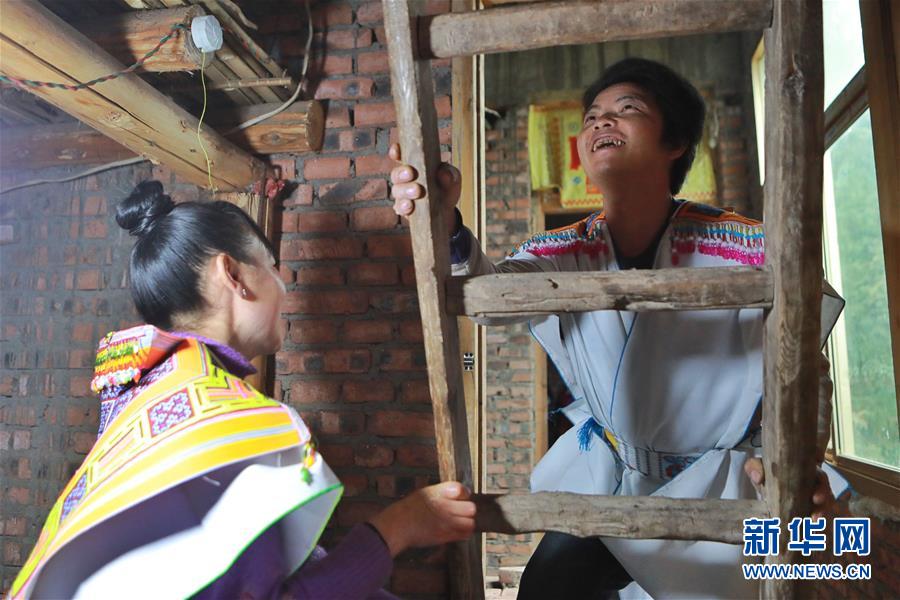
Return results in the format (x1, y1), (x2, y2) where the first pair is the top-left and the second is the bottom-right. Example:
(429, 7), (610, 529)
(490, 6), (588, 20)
(280, 523), (397, 600)
(195, 523), (396, 600)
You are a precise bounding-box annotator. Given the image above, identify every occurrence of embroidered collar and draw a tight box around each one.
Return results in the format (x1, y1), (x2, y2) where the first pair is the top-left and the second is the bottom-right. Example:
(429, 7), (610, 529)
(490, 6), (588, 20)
(169, 331), (257, 378)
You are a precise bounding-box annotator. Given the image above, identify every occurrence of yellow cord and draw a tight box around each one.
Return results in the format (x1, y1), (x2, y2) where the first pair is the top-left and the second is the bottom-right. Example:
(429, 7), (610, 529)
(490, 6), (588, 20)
(197, 51), (214, 190)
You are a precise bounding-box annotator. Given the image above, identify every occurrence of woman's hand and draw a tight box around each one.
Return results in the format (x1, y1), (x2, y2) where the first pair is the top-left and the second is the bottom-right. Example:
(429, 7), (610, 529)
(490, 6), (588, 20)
(389, 143), (461, 235)
(744, 458), (837, 520)
(367, 481), (476, 557)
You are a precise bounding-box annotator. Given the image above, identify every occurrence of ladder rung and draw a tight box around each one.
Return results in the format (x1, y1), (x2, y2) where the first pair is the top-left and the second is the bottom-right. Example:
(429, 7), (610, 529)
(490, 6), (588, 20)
(474, 493), (766, 544)
(446, 266), (773, 317)
(420, 0), (773, 59)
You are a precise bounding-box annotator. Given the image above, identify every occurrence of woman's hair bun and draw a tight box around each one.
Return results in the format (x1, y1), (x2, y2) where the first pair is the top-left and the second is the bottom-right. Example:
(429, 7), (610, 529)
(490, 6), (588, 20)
(116, 180), (176, 237)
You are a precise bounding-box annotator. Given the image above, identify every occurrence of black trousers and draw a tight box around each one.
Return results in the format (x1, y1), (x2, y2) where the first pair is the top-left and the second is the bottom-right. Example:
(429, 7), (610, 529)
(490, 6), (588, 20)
(517, 532), (633, 600)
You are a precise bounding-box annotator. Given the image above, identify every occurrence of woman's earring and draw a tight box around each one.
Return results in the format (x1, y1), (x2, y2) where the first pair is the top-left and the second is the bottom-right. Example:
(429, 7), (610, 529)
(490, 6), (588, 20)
(241, 288), (248, 298)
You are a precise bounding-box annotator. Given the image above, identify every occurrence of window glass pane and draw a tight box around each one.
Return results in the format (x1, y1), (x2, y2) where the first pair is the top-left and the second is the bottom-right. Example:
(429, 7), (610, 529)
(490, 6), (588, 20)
(823, 110), (900, 469)
(823, 0), (866, 106)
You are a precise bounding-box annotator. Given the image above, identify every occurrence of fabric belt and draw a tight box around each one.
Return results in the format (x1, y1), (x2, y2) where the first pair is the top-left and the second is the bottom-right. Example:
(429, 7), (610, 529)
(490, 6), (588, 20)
(579, 418), (703, 481)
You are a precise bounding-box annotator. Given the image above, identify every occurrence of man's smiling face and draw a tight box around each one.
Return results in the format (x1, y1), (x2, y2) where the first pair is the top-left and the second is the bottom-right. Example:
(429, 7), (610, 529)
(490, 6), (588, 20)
(577, 82), (683, 188)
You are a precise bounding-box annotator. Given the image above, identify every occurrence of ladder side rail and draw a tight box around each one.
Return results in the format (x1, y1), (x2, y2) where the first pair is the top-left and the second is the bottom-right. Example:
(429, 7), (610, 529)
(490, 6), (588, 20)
(381, 2), (484, 598)
(761, 1), (826, 598)
(420, 0), (773, 59)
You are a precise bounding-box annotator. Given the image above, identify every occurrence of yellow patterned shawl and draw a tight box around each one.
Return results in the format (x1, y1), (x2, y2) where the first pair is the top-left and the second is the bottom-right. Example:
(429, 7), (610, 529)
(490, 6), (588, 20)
(12, 326), (342, 598)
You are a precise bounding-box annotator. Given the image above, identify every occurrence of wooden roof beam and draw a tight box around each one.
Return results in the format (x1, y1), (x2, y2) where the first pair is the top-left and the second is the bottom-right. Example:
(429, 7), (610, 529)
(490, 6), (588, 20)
(0, 101), (325, 168)
(420, 0), (773, 59)
(0, 0), (265, 190)
(73, 6), (204, 73)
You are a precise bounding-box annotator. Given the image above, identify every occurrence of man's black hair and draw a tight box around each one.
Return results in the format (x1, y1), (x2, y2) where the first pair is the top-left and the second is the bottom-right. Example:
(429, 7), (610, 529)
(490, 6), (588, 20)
(582, 58), (706, 195)
(116, 180), (274, 330)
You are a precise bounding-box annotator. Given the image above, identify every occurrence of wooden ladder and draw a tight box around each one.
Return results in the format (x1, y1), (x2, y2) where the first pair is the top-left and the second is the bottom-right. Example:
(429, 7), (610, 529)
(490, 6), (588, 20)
(382, 1), (824, 598)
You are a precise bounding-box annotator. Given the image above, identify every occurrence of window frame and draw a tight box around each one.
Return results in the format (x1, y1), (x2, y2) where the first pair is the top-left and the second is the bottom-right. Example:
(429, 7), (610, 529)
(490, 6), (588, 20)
(821, 0), (900, 503)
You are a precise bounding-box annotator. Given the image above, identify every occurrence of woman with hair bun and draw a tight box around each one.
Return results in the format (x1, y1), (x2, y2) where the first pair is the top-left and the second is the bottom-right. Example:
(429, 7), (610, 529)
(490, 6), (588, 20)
(11, 181), (476, 599)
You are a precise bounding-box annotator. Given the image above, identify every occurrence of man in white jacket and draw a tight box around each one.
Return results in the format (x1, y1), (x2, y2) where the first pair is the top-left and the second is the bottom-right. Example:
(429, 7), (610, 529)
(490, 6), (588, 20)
(390, 58), (843, 599)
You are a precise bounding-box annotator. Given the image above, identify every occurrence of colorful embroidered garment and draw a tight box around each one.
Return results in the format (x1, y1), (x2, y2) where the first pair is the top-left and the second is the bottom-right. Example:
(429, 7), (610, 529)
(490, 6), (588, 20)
(12, 326), (342, 599)
(452, 200), (846, 599)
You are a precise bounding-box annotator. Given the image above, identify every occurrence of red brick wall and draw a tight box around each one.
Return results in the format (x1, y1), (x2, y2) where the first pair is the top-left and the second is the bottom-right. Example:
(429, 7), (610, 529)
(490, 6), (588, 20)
(482, 107), (539, 575)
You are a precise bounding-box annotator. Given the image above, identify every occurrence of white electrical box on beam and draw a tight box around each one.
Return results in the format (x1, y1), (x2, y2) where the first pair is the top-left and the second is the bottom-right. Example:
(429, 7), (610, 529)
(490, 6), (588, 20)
(191, 15), (223, 53)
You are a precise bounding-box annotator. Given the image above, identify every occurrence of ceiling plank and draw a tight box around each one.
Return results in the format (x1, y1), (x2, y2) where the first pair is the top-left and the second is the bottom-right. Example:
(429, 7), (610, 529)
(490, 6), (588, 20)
(0, 0), (265, 190)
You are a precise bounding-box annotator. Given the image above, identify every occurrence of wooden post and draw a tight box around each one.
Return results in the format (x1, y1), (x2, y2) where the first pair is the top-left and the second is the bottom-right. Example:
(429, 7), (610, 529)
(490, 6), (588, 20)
(381, 1), (484, 598)
(0, 0), (265, 190)
(761, 1), (824, 597)
(73, 6), (204, 72)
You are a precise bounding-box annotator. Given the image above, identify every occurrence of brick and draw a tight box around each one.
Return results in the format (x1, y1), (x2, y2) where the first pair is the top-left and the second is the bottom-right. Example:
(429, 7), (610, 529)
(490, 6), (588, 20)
(270, 157), (296, 180)
(284, 184), (313, 206)
(355, 102), (396, 126)
(303, 157), (350, 180)
(283, 291), (368, 315)
(341, 319), (393, 343)
(281, 238), (363, 261)
(357, 50), (389, 74)
(83, 196), (106, 216)
(325, 106), (351, 128)
(347, 262), (398, 286)
(71, 323), (93, 343)
(320, 411), (365, 435)
(356, 28), (374, 48)
(354, 444), (394, 467)
(76, 269), (102, 290)
(288, 377), (341, 405)
(295, 211), (348, 233)
(321, 55), (353, 76)
(356, 1), (382, 24)
(12, 430), (30, 450)
(351, 206), (398, 231)
(281, 349), (371, 374)
(354, 154), (394, 176)
(314, 77), (375, 100)
(312, 3), (352, 26)
(355, 179), (388, 202)
(281, 212), (299, 233)
(340, 473), (368, 497)
(378, 348), (426, 371)
(369, 291), (418, 313)
(399, 320), (423, 342)
(400, 379), (431, 404)
(289, 320), (338, 344)
(400, 264), (417, 286)
(295, 265), (344, 286)
(318, 443), (353, 466)
(366, 235), (412, 257)
(342, 379), (393, 403)
(368, 411), (435, 438)
(317, 29), (356, 50)
(70, 431), (95, 454)
(397, 445), (437, 468)
(324, 129), (375, 152)
(435, 95), (452, 118)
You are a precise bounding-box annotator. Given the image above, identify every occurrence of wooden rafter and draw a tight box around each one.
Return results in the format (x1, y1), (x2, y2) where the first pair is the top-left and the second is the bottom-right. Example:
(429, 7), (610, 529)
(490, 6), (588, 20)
(0, 100), (324, 168)
(0, 0), (265, 190)
(73, 6), (204, 73)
